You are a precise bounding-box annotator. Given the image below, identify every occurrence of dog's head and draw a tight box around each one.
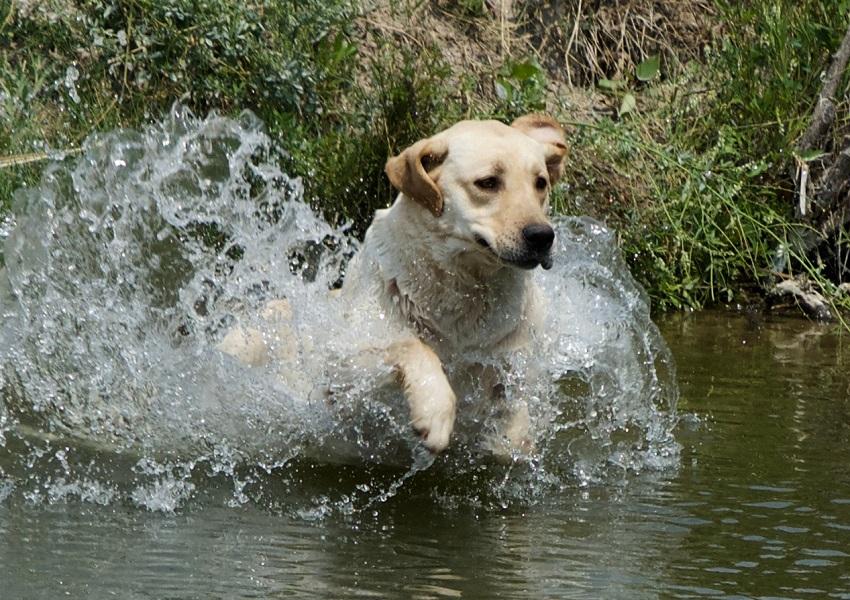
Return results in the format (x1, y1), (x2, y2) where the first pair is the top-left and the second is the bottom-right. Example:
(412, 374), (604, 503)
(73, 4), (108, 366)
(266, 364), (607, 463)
(385, 114), (567, 270)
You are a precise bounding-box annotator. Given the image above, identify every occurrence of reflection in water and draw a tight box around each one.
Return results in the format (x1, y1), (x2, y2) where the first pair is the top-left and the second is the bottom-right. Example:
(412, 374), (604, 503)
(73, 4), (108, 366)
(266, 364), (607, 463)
(662, 313), (850, 598)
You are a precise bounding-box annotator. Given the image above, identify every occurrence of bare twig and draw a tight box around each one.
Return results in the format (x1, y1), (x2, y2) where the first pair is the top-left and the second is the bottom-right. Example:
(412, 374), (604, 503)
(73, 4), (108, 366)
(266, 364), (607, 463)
(563, 0), (583, 87)
(796, 22), (850, 154)
(817, 145), (850, 210)
(0, 149), (82, 169)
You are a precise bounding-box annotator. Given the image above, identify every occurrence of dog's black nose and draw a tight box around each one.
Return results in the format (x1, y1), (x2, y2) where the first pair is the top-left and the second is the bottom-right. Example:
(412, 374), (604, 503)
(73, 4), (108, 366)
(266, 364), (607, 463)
(522, 223), (555, 252)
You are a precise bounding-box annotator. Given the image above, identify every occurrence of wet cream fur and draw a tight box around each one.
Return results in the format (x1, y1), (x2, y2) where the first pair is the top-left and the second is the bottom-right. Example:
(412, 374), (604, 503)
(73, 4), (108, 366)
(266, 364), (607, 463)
(344, 115), (567, 452)
(219, 114), (567, 454)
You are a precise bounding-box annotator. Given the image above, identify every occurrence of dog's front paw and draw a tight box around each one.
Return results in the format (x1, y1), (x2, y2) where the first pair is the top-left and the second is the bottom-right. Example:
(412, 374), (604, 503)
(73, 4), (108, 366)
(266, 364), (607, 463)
(408, 383), (456, 453)
(388, 338), (457, 453)
(503, 403), (534, 453)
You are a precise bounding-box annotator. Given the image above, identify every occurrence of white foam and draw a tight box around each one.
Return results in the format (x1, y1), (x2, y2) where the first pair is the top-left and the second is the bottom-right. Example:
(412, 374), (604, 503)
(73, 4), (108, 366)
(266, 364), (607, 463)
(0, 106), (679, 512)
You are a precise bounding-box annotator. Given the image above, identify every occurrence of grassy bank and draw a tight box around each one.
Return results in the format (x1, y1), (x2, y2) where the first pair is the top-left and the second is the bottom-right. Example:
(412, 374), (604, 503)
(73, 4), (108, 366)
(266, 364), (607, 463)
(2, 0), (849, 314)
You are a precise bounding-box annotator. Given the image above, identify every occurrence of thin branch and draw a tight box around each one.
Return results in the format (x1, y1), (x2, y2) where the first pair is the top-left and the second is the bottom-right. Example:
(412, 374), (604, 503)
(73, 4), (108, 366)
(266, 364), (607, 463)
(0, 149), (82, 169)
(796, 21), (850, 153)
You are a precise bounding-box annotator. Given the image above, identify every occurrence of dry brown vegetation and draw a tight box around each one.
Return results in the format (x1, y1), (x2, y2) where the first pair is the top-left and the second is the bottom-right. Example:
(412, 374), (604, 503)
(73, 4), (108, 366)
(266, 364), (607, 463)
(357, 0), (719, 93)
(523, 0), (718, 84)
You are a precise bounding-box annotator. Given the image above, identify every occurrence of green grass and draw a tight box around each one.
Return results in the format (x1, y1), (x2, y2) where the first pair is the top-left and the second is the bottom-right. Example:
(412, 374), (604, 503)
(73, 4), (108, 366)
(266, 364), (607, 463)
(708, 0), (850, 159)
(553, 0), (850, 311)
(560, 115), (786, 310)
(0, 0), (358, 207)
(2, 0), (850, 313)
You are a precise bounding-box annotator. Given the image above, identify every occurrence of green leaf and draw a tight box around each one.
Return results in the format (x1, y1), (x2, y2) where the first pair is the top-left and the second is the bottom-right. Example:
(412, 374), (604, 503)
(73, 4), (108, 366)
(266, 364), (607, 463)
(510, 61), (540, 81)
(799, 148), (828, 162)
(636, 56), (660, 82)
(619, 93), (637, 116)
(747, 161), (768, 178)
(598, 78), (626, 90)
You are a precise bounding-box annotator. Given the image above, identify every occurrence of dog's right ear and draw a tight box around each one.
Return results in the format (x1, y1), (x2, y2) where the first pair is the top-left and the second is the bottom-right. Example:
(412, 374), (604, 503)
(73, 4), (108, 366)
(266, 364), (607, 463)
(385, 137), (449, 217)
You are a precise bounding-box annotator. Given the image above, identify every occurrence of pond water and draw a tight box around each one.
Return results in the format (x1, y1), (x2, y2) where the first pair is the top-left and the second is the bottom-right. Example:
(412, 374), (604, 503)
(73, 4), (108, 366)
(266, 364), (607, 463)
(2, 312), (849, 598)
(1, 110), (849, 598)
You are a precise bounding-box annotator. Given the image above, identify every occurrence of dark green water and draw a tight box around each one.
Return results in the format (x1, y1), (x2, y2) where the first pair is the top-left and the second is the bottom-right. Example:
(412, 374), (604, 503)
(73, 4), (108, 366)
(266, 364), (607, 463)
(2, 311), (849, 599)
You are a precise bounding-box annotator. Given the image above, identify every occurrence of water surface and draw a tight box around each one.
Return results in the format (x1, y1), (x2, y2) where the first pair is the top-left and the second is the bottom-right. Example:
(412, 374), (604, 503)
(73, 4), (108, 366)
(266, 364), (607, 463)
(4, 312), (850, 598)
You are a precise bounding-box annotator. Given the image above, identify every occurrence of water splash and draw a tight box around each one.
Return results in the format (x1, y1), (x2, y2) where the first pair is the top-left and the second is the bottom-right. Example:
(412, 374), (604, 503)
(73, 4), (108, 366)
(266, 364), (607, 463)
(0, 106), (678, 514)
(63, 65), (81, 104)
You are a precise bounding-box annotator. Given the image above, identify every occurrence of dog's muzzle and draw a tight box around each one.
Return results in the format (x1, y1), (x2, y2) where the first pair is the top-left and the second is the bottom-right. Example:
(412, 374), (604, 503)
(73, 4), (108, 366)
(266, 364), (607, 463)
(476, 229), (555, 270)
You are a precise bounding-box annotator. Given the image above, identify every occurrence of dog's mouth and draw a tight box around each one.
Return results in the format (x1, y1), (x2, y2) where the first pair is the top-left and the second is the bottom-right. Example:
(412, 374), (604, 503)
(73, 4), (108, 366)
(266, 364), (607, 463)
(473, 235), (553, 270)
(474, 234), (491, 249)
(505, 254), (553, 270)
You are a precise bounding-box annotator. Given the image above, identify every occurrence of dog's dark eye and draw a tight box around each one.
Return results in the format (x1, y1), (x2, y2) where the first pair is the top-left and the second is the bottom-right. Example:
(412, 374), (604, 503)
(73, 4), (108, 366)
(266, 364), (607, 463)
(535, 176), (548, 191)
(474, 176), (501, 191)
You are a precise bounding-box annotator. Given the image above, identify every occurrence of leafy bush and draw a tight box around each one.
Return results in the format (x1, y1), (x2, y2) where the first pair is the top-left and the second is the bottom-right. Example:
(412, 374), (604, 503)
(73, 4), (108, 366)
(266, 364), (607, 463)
(0, 0), (357, 207)
(3, 0), (850, 313)
(492, 58), (548, 120)
(0, 0), (473, 229)
(282, 43), (470, 231)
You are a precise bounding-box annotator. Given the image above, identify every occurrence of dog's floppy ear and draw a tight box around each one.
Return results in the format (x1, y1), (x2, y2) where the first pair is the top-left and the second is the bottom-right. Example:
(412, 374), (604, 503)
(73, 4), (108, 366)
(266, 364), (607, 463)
(511, 114), (568, 183)
(385, 137), (449, 217)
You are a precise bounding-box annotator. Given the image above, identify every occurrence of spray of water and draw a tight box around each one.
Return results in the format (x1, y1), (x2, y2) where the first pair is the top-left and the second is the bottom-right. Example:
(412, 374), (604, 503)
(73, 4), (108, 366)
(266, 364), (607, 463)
(0, 106), (678, 514)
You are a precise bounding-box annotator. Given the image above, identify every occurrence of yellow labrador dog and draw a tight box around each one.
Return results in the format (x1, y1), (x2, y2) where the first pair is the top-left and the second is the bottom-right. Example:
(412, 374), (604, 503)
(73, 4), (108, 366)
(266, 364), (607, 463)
(219, 113), (567, 455)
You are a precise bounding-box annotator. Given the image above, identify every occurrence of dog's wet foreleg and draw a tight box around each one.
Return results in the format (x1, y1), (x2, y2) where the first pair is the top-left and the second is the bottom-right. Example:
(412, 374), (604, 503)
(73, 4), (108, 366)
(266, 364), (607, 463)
(216, 298), (294, 366)
(386, 338), (456, 453)
(216, 325), (270, 366)
(482, 375), (535, 461)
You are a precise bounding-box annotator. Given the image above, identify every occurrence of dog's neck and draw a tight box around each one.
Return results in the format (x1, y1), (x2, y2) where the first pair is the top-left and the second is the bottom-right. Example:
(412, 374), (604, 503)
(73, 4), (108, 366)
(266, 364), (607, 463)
(359, 198), (540, 354)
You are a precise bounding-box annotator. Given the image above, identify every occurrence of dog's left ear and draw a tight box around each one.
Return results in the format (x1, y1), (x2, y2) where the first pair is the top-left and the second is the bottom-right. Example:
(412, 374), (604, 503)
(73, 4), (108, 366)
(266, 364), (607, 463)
(385, 137), (449, 217)
(511, 114), (568, 183)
